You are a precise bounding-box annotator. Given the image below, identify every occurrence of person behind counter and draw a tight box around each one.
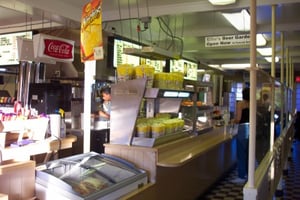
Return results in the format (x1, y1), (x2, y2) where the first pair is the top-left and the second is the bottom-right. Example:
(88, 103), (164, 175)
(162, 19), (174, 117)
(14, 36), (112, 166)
(256, 92), (271, 163)
(98, 86), (111, 121)
(232, 87), (250, 184)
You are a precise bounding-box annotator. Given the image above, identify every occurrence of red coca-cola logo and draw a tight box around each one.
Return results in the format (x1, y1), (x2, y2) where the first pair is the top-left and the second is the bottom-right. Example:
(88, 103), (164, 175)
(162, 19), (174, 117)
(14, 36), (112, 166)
(44, 39), (73, 59)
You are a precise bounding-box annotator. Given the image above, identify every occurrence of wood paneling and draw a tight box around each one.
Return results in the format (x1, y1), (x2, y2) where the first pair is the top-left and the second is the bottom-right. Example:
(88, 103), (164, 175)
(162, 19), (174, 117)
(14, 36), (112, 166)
(105, 127), (237, 199)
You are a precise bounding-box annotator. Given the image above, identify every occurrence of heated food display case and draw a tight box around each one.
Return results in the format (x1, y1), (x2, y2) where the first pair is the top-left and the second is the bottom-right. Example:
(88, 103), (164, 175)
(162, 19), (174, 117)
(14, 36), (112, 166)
(35, 152), (148, 200)
(180, 81), (214, 134)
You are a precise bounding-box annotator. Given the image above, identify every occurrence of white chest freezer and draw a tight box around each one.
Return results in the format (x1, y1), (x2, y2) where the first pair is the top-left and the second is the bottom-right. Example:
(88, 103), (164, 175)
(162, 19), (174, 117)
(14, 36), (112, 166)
(35, 152), (148, 200)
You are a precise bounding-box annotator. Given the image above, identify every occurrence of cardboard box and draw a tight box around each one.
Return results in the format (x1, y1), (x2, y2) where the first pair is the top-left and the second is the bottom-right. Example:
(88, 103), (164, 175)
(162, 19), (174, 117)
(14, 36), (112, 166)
(0, 160), (35, 200)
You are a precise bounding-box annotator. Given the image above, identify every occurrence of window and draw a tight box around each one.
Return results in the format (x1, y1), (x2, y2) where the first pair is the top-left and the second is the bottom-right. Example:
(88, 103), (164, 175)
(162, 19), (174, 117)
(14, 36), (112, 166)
(232, 82), (244, 101)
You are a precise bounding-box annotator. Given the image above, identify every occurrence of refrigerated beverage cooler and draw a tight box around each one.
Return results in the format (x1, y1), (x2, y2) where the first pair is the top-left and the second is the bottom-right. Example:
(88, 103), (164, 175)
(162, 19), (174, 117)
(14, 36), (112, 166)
(28, 83), (72, 114)
(35, 152), (148, 200)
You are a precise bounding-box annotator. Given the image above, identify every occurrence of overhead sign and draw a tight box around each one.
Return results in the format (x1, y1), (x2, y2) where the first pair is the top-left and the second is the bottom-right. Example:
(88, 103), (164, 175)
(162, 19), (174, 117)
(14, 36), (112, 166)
(81, 0), (103, 62)
(17, 37), (34, 62)
(0, 31), (32, 65)
(170, 59), (198, 80)
(33, 33), (74, 63)
(43, 39), (73, 59)
(205, 34), (250, 47)
(113, 38), (140, 67)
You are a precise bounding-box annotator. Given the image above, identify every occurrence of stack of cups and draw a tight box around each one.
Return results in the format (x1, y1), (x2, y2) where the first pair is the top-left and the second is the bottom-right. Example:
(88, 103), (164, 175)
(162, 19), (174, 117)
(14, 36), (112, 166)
(49, 114), (61, 138)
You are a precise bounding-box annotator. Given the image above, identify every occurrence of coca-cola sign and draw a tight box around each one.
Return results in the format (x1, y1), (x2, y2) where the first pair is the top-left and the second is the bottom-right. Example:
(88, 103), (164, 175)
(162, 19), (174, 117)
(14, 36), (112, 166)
(33, 33), (74, 63)
(43, 39), (73, 59)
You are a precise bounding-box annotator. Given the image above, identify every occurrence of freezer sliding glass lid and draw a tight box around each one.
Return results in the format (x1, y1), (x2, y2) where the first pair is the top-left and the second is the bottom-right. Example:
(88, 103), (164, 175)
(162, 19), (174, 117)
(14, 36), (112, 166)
(36, 152), (147, 197)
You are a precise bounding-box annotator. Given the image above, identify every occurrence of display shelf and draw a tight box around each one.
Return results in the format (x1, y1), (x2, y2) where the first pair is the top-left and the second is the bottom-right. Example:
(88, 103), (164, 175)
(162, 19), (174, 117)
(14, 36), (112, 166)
(180, 81), (214, 135)
(181, 105), (213, 135)
(1, 118), (48, 133)
(1, 134), (77, 163)
(131, 132), (189, 147)
(0, 106), (14, 114)
(108, 79), (192, 147)
(0, 118), (49, 149)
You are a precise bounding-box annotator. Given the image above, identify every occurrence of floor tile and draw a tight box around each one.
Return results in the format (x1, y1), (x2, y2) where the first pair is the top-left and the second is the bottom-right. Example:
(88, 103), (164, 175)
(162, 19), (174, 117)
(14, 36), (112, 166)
(198, 140), (300, 200)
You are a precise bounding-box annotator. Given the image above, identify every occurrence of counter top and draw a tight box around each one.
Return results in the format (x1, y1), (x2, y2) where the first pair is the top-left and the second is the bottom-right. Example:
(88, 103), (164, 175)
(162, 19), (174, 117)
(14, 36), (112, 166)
(105, 127), (235, 169)
(105, 124), (238, 200)
(156, 126), (235, 167)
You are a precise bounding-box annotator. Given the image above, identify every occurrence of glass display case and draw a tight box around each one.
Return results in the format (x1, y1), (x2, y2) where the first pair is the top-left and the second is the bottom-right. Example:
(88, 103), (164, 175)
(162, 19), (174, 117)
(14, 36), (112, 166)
(180, 81), (214, 134)
(181, 104), (214, 134)
(35, 152), (148, 200)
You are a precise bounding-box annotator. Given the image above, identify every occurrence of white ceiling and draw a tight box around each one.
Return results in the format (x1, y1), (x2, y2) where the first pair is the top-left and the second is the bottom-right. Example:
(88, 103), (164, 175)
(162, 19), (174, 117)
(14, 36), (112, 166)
(1, 0), (300, 73)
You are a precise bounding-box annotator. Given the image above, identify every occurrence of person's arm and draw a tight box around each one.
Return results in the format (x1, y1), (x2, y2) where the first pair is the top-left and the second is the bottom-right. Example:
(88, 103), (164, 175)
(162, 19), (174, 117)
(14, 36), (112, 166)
(98, 110), (110, 119)
(233, 101), (242, 124)
(98, 100), (111, 120)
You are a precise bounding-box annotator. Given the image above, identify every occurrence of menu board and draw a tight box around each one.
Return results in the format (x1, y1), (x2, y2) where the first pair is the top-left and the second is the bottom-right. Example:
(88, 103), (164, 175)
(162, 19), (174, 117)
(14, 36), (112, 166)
(140, 57), (165, 72)
(0, 31), (32, 65)
(113, 39), (140, 67)
(170, 59), (198, 80)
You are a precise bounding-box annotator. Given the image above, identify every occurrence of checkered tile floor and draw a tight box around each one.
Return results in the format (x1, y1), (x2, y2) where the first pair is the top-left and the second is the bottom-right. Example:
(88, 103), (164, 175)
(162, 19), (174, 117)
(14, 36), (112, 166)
(275, 140), (300, 200)
(198, 140), (300, 200)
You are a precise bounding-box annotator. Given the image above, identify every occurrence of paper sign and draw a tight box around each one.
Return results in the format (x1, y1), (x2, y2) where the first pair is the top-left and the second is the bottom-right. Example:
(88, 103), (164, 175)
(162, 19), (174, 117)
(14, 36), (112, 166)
(205, 34), (250, 47)
(80, 0), (103, 62)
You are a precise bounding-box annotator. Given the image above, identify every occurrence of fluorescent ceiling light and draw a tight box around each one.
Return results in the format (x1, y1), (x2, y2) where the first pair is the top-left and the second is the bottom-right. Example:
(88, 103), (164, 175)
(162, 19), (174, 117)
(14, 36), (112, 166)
(208, 0), (236, 5)
(208, 64), (221, 69)
(257, 48), (279, 62)
(256, 34), (267, 46)
(197, 69), (205, 72)
(257, 47), (272, 56)
(222, 10), (267, 46)
(265, 56), (279, 63)
(0, 68), (7, 72)
(221, 63), (251, 69)
(208, 64), (225, 71)
(222, 9), (250, 31)
(209, 63), (259, 70)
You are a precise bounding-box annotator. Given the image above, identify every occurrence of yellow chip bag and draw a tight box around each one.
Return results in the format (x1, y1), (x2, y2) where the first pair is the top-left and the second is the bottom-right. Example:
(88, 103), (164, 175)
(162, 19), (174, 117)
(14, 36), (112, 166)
(81, 0), (103, 62)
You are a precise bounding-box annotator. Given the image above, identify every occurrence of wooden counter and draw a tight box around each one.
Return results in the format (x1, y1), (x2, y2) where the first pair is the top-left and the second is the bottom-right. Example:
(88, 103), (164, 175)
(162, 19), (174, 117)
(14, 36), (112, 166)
(1, 134), (77, 163)
(157, 129), (234, 167)
(105, 127), (237, 200)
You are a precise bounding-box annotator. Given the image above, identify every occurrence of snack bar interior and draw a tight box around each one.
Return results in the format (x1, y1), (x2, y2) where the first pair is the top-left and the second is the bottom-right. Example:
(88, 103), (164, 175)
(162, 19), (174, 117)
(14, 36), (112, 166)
(0, 1), (297, 200)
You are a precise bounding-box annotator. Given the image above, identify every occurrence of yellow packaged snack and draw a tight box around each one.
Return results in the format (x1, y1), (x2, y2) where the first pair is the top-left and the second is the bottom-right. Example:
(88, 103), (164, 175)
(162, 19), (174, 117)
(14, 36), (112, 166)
(151, 123), (166, 138)
(135, 65), (155, 88)
(117, 64), (135, 82)
(81, 0), (103, 62)
(136, 123), (150, 138)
